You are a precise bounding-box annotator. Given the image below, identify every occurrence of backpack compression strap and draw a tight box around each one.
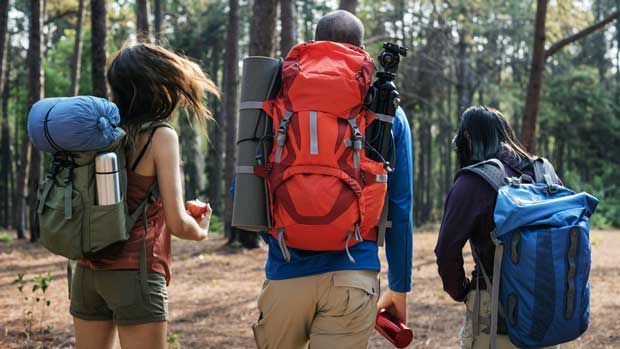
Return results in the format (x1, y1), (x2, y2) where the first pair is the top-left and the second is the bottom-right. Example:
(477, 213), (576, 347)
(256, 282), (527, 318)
(533, 157), (560, 192)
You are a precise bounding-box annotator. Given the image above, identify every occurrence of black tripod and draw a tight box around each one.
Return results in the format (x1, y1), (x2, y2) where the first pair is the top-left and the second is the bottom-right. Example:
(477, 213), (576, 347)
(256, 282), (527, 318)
(365, 42), (407, 170)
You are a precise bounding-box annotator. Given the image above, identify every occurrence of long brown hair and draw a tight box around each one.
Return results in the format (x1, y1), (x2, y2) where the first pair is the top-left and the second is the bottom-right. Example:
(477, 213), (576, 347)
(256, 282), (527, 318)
(107, 43), (220, 145)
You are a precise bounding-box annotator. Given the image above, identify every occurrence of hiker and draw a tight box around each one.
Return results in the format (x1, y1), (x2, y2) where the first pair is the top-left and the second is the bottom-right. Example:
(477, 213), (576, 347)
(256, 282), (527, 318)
(70, 44), (217, 349)
(435, 106), (575, 349)
(249, 10), (414, 349)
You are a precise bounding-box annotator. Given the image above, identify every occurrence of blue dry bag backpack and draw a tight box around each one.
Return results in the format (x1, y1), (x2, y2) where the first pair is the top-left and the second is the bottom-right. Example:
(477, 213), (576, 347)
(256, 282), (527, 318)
(459, 157), (599, 349)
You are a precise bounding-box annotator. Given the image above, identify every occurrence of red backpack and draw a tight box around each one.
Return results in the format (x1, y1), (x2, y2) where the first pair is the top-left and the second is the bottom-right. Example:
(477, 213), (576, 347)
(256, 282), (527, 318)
(258, 41), (389, 260)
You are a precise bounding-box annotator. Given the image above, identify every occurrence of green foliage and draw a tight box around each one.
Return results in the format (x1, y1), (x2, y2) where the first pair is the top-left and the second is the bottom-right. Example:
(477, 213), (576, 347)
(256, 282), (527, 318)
(208, 214), (224, 235)
(12, 273), (53, 337)
(167, 333), (182, 349)
(540, 64), (620, 228)
(0, 232), (13, 242)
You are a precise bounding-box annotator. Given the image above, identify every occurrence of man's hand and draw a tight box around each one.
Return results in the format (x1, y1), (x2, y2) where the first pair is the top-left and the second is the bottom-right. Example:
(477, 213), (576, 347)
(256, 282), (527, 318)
(377, 289), (408, 323)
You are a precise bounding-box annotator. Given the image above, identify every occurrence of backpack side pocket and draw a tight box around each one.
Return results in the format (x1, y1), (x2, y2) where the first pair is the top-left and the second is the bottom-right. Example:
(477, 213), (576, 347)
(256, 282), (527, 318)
(87, 200), (129, 253)
(38, 175), (85, 259)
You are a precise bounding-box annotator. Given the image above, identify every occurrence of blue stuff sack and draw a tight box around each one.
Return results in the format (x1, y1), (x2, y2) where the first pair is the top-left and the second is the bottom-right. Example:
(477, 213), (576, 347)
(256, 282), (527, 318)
(28, 96), (122, 153)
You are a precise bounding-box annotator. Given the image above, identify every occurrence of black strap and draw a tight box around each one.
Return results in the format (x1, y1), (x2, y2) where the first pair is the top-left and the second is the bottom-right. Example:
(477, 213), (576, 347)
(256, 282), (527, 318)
(131, 124), (170, 172)
(43, 105), (64, 152)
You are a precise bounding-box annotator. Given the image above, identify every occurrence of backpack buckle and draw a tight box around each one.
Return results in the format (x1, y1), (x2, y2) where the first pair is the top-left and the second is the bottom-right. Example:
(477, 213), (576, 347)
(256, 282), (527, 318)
(548, 183), (559, 194)
(507, 177), (521, 188)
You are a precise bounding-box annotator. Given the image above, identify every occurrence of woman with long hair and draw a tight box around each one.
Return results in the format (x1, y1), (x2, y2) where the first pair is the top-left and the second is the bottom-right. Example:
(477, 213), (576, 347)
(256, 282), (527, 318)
(70, 43), (219, 349)
(434, 106), (561, 349)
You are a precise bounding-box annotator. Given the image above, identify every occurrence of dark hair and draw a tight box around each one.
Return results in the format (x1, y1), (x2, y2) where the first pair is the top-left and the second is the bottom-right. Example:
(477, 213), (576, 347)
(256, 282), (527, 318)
(315, 10), (364, 47)
(107, 43), (220, 146)
(453, 106), (531, 168)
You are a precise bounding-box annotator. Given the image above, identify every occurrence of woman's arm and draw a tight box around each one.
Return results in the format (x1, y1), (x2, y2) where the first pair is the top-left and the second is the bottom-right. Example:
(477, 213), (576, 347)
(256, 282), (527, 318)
(152, 127), (210, 241)
(434, 173), (494, 302)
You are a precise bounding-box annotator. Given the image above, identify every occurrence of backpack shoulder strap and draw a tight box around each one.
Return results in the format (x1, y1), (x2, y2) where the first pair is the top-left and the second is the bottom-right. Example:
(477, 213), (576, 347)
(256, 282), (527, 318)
(532, 157), (560, 187)
(130, 122), (175, 172)
(455, 158), (506, 191)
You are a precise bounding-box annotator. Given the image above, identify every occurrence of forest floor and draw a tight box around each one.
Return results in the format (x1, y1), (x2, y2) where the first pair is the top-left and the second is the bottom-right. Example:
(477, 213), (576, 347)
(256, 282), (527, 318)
(0, 229), (619, 349)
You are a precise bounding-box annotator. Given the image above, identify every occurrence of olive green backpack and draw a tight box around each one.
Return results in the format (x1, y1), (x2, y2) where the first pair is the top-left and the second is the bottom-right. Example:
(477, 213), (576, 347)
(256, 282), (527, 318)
(36, 123), (170, 260)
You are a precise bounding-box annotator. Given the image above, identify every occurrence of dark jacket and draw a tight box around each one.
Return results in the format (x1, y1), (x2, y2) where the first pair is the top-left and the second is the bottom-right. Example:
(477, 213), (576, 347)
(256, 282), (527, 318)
(434, 150), (535, 302)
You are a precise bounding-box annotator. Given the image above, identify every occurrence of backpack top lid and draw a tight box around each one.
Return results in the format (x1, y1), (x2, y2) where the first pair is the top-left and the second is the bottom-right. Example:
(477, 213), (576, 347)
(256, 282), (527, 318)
(28, 96), (122, 153)
(493, 183), (599, 240)
(281, 41), (374, 116)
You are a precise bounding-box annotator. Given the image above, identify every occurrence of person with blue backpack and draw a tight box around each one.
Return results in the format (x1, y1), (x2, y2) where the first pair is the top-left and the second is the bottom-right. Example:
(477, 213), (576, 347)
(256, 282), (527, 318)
(435, 106), (598, 349)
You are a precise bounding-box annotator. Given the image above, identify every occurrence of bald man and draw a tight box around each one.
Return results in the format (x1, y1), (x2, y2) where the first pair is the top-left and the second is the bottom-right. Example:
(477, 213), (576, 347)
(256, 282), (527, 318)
(252, 10), (414, 349)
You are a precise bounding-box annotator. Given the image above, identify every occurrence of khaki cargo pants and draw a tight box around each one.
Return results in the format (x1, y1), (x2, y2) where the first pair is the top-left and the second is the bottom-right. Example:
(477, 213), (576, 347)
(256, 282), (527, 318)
(461, 289), (568, 349)
(253, 270), (380, 349)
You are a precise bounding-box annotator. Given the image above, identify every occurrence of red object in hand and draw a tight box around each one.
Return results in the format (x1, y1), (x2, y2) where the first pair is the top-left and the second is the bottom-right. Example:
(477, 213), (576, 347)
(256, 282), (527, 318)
(187, 200), (209, 217)
(375, 308), (413, 348)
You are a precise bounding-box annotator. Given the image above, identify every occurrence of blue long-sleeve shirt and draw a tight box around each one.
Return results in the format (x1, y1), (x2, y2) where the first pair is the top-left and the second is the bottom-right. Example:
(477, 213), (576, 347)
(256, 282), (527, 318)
(256, 108), (414, 292)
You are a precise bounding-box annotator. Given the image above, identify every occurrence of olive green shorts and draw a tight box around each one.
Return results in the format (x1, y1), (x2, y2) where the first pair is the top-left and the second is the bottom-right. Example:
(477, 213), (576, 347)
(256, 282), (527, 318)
(69, 264), (168, 326)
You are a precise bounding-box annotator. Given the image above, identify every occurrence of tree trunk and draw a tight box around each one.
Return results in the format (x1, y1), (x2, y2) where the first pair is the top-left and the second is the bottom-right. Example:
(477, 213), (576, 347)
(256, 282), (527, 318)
(617, 0), (620, 121)
(223, 0), (240, 242)
(521, 0), (547, 152)
(592, 0), (606, 82)
(249, 0), (277, 56)
(27, 0), (45, 242)
(280, 0), (297, 57)
(179, 114), (204, 200)
(0, 0), (9, 227)
(70, 0), (85, 96)
(0, 0), (8, 97)
(15, 136), (29, 239)
(424, 111), (433, 220)
(339, 0), (358, 14)
(1, 73), (9, 229)
(0, 64), (8, 228)
(12, 92), (22, 237)
(456, 29), (471, 120)
(154, 0), (164, 43)
(136, 0), (150, 42)
(91, 0), (108, 98)
(207, 42), (224, 216)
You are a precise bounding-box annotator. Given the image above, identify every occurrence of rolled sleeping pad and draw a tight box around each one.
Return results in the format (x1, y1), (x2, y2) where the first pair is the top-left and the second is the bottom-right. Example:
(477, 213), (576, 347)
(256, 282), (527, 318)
(28, 96), (122, 153)
(232, 57), (281, 231)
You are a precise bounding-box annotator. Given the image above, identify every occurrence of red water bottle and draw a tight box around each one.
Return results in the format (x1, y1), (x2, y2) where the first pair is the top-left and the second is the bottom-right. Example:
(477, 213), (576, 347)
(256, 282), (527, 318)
(375, 308), (413, 348)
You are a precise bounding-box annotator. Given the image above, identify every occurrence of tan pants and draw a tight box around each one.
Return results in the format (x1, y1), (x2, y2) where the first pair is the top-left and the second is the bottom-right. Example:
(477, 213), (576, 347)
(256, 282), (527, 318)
(253, 270), (380, 349)
(461, 290), (565, 349)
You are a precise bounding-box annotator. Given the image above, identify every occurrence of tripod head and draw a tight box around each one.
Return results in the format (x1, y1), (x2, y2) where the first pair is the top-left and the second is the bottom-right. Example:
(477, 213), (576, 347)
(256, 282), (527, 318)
(377, 42), (408, 79)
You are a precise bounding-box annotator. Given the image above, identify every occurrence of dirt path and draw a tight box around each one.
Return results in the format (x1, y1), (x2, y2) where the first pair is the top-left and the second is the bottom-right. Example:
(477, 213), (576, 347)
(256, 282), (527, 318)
(1, 230), (619, 349)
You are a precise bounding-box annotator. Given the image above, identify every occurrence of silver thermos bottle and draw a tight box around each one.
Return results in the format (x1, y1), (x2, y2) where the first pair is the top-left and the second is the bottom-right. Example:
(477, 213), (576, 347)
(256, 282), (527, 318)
(95, 152), (121, 205)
